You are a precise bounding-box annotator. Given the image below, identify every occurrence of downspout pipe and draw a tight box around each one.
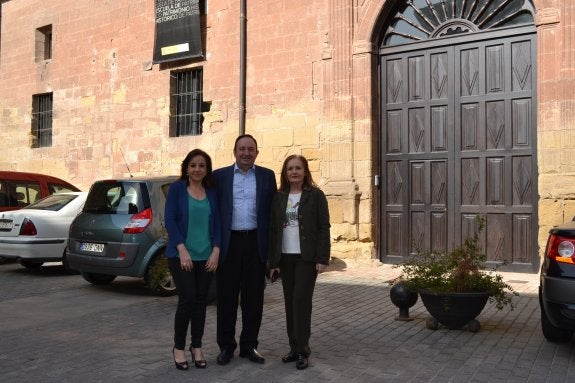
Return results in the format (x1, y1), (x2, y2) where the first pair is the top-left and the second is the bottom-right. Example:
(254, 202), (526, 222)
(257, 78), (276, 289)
(239, 0), (247, 135)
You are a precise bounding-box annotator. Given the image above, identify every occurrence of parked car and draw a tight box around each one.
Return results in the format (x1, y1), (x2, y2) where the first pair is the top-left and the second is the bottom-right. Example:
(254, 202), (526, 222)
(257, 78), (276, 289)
(539, 222), (575, 342)
(0, 171), (80, 212)
(0, 192), (88, 273)
(66, 176), (179, 296)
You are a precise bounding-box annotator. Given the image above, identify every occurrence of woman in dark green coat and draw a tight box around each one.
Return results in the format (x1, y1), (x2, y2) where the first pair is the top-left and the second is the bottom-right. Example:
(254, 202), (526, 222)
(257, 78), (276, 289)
(268, 154), (331, 370)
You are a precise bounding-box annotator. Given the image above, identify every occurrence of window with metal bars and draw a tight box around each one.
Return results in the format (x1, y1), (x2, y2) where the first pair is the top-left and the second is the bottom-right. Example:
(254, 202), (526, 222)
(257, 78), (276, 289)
(31, 93), (53, 148)
(169, 68), (204, 137)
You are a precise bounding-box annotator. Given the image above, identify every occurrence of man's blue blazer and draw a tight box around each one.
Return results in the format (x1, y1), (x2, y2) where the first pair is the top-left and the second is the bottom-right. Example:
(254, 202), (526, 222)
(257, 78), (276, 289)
(213, 164), (277, 264)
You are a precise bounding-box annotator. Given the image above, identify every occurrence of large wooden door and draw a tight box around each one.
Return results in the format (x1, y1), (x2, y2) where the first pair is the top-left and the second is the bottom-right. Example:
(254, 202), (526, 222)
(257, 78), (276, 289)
(381, 31), (538, 270)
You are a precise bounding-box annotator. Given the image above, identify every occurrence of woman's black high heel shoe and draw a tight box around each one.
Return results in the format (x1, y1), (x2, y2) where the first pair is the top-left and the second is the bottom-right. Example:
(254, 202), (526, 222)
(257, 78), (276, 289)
(172, 347), (189, 370)
(190, 347), (207, 369)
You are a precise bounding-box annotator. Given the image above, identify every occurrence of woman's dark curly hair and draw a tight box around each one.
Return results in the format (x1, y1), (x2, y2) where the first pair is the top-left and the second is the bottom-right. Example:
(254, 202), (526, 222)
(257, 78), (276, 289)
(179, 149), (213, 188)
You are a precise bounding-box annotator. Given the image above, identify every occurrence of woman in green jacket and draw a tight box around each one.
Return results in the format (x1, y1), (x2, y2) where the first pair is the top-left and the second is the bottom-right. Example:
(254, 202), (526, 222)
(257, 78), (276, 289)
(268, 154), (331, 370)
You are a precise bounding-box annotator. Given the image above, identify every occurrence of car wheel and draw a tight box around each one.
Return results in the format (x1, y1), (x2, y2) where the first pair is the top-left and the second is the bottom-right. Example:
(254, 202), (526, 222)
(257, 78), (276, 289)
(19, 260), (44, 269)
(541, 304), (573, 343)
(145, 255), (177, 297)
(62, 252), (80, 275)
(81, 272), (117, 285)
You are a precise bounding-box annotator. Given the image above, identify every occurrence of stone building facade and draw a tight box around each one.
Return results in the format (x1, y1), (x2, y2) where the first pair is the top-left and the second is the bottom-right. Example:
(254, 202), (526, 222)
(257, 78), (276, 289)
(0, 0), (573, 269)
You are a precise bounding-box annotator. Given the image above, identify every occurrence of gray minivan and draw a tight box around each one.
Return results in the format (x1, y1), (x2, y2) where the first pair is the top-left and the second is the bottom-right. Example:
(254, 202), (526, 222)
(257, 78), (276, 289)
(66, 176), (178, 296)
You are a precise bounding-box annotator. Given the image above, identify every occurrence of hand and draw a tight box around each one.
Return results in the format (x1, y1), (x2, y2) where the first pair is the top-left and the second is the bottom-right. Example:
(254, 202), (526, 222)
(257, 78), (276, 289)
(177, 244), (193, 271)
(180, 255), (193, 271)
(269, 268), (280, 282)
(205, 248), (219, 272)
(316, 263), (327, 274)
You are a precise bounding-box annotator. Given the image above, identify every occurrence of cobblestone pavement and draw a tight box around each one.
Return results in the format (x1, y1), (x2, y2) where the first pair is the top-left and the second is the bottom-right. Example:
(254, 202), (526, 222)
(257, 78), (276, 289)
(0, 259), (574, 383)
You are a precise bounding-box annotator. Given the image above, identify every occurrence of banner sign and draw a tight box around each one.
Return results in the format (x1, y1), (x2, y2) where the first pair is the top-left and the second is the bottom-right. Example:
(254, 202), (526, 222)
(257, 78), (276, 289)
(153, 0), (203, 63)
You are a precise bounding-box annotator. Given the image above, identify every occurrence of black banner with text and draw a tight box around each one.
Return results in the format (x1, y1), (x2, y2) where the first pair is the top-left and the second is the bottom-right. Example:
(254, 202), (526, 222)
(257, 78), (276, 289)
(153, 0), (202, 63)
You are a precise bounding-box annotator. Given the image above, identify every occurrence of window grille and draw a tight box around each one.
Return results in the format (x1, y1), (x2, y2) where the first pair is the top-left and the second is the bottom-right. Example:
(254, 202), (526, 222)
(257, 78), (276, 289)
(170, 68), (203, 137)
(31, 93), (53, 148)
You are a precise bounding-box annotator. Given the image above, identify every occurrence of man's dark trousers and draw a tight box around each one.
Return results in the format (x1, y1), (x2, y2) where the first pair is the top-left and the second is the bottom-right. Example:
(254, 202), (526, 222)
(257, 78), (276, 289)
(216, 230), (266, 353)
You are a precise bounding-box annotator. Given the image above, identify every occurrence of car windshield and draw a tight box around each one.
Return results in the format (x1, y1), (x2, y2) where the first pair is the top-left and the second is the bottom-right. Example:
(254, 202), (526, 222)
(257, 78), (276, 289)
(83, 181), (145, 214)
(24, 194), (78, 211)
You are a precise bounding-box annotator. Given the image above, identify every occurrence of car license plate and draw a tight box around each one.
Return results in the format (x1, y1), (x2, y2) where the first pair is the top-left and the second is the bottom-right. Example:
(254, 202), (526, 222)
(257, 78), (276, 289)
(0, 220), (13, 230)
(80, 242), (104, 253)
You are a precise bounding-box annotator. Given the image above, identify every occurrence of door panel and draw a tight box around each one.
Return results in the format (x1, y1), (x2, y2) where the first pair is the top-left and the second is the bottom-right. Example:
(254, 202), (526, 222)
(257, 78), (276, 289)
(409, 159), (448, 254)
(382, 45), (454, 261)
(381, 31), (537, 270)
(454, 34), (537, 268)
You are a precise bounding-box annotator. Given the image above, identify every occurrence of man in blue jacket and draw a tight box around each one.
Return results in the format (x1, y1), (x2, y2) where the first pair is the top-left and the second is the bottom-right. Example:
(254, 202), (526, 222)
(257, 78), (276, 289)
(213, 134), (277, 365)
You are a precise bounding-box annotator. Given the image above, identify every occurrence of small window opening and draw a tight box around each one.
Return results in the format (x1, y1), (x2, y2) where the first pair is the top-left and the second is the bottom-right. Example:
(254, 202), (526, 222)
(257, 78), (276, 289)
(35, 25), (52, 61)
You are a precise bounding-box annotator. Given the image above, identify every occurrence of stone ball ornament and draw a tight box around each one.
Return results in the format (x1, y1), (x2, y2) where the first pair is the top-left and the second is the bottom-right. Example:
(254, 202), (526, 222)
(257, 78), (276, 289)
(389, 280), (418, 321)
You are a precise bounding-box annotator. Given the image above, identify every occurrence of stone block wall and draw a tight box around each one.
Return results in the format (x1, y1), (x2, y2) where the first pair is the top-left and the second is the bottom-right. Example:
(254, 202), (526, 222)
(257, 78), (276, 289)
(536, 0), (575, 250)
(1, 0), (574, 265)
(0, 0), (371, 261)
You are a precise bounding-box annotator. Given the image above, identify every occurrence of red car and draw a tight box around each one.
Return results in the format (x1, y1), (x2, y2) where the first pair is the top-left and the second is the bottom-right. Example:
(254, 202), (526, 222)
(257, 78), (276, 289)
(0, 171), (80, 212)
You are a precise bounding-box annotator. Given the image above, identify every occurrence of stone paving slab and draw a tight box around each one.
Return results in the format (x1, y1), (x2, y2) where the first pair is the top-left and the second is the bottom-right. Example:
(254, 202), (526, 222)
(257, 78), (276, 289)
(0, 260), (574, 382)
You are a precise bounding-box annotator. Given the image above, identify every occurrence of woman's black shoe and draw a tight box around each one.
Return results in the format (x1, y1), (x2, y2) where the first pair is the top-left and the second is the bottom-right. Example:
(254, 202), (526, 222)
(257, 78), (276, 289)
(190, 347), (207, 369)
(295, 353), (308, 370)
(281, 351), (297, 363)
(172, 347), (189, 371)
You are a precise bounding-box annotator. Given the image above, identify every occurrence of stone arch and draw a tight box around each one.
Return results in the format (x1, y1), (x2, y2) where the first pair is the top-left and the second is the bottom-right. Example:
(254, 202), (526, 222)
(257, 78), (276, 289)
(353, 0), (390, 45)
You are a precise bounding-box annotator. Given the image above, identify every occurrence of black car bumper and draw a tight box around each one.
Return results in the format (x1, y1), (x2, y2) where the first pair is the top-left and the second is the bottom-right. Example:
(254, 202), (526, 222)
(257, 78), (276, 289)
(540, 274), (575, 330)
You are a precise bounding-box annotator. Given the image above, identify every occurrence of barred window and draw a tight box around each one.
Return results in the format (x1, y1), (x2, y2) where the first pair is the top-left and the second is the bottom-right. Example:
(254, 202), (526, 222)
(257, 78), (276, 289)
(169, 68), (203, 137)
(31, 93), (53, 148)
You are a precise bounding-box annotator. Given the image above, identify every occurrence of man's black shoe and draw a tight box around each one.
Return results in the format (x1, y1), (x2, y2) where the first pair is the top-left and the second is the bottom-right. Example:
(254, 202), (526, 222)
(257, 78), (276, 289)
(295, 353), (308, 370)
(281, 351), (297, 363)
(239, 348), (265, 364)
(216, 349), (234, 365)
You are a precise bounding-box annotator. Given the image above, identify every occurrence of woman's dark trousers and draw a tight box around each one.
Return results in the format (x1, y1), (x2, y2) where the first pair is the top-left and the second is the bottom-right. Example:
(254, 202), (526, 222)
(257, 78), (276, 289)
(279, 254), (317, 357)
(168, 258), (212, 350)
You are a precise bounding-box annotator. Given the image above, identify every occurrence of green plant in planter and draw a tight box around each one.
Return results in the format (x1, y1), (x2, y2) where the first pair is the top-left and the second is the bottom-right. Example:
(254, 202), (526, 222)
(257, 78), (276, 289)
(396, 216), (518, 310)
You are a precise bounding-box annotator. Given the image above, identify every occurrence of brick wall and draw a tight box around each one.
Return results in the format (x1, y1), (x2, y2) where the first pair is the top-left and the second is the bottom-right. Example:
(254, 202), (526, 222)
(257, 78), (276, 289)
(0, 0), (573, 264)
(536, 0), (575, 248)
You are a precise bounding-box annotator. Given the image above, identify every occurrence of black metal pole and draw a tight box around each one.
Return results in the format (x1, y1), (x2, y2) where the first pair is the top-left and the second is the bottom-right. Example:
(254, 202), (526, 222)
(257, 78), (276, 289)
(239, 0), (246, 135)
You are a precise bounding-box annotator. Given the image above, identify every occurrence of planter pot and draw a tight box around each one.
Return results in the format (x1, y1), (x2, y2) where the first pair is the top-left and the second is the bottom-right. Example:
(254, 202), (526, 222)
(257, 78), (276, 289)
(419, 291), (490, 331)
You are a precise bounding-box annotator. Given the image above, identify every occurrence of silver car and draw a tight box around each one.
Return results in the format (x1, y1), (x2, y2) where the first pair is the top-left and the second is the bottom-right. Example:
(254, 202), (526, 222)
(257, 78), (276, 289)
(66, 177), (178, 296)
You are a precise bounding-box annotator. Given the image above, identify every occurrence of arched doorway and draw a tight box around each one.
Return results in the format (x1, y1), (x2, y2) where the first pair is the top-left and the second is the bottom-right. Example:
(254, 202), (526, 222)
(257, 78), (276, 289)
(379, 0), (538, 271)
